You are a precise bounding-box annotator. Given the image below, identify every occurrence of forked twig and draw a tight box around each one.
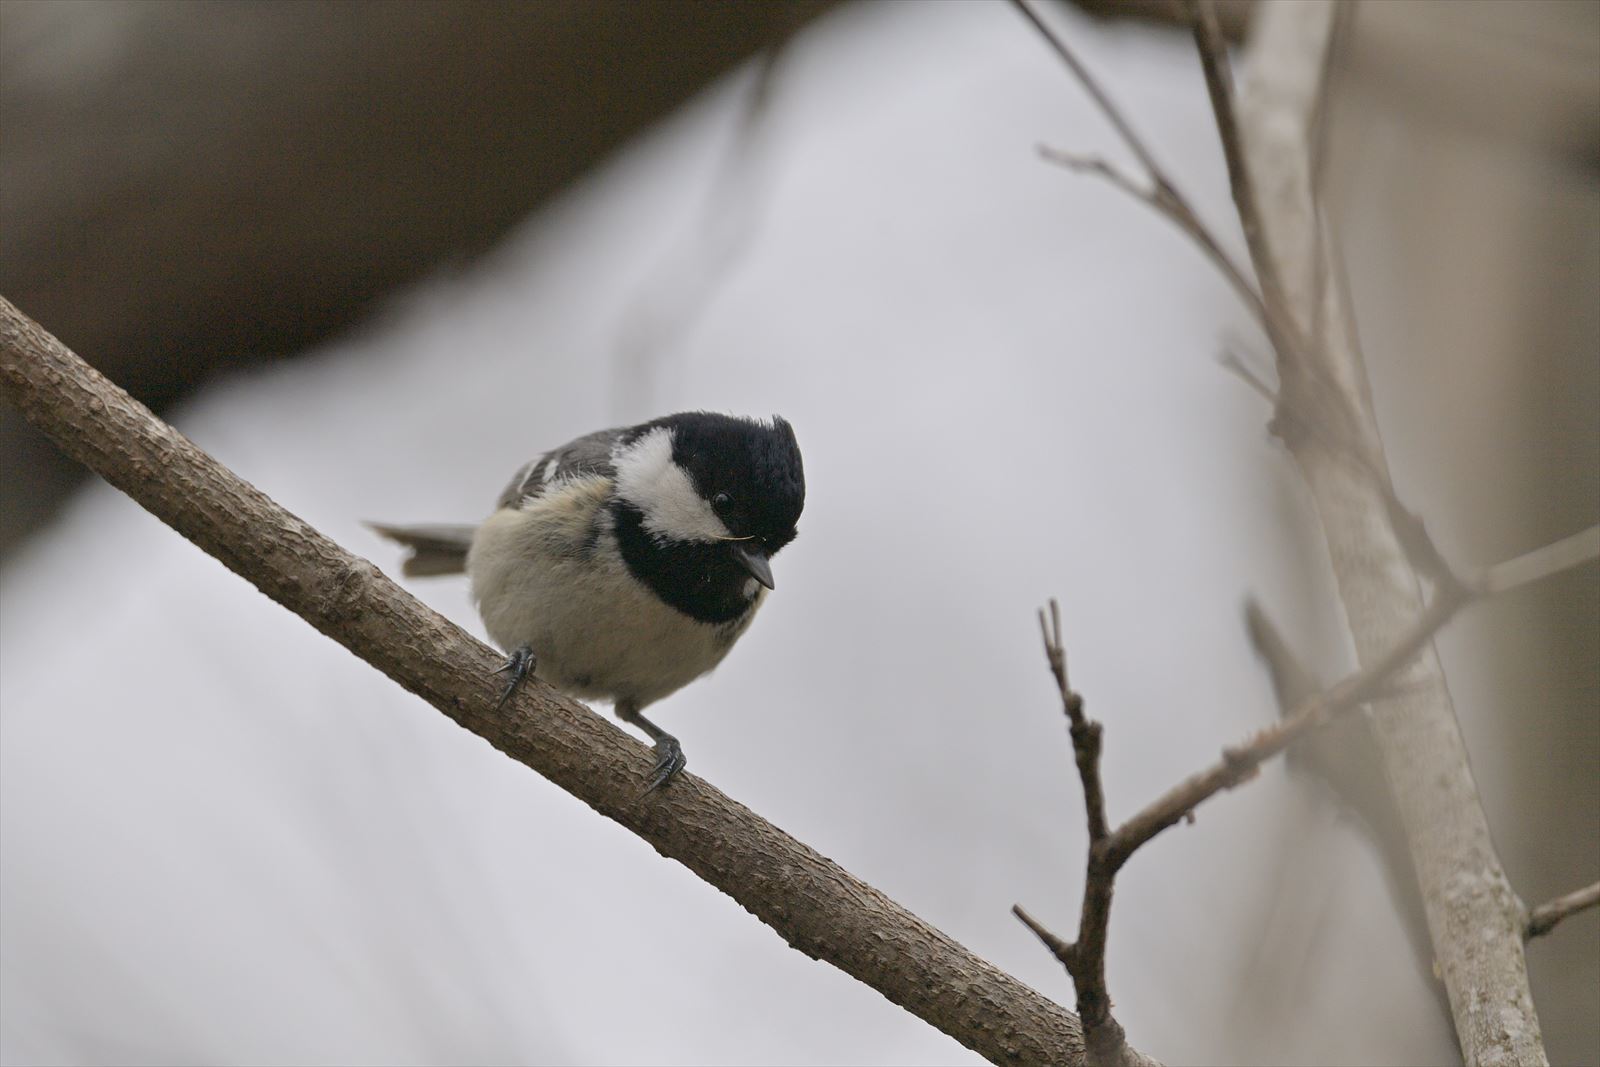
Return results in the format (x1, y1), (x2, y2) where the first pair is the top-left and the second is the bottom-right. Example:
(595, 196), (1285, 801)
(1017, 520), (1599, 1057)
(1011, 0), (1266, 326)
(1014, 601), (1151, 1067)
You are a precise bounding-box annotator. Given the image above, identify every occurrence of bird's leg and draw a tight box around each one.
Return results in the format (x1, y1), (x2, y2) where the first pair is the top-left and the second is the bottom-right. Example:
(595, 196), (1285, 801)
(616, 699), (686, 791)
(493, 645), (537, 709)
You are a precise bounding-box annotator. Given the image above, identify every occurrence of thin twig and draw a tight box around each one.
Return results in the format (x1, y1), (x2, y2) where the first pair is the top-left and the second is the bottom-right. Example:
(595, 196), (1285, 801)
(1015, 903), (1076, 964)
(1018, 600), (1150, 1067)
(1040, 601), (1110, 843)
(1021, 0), (1464, 607)
(1106, 583), (1466, 867)
(1010, 0), (1166, 179)
(1474, 524), (1600, 596)
(1036, 148), (1152, 205)
(1016, 517), (1593, 1060)
(1012, 0), (1266, 326)
(1037, 147), (1264, 317)
(1526, 881), (1600, 940)
(1181, 0), (1303, 364)
(1022, 0), (1454, 604)
(1217, 347), (1278, 406)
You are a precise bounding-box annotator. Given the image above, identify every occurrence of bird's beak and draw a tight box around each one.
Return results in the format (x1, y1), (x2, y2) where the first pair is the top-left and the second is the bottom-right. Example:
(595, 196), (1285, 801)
(730, 542), (775, 590)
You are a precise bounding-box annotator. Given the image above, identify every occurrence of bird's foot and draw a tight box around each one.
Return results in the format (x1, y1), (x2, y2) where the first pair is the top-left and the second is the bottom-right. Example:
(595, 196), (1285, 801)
(645, 735), (687, 793)
(493, 645), (537, 709)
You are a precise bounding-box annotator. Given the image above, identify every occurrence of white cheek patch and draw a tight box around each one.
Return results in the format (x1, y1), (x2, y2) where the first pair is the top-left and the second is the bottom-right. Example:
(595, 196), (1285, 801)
(613, 427), (731, 543)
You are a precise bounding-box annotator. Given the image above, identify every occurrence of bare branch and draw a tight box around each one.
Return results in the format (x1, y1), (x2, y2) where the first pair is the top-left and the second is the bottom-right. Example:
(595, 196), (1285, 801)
(1526, 881), (1600, 940)
(1108, 584), (1465, 867)
(1182, 0), (1304, 363)
(1206, 1), (1550, 1060)
(1036, 147), (1154, 206)
(1012, 0), (1266, 326)
(1242, 600), (1319, 710)
(1010, 0), (1167, 180)
(1473, 523), (1600, 597)
(1015, 903), (1077, 966)
(0, 296), (1107, 1067)
(1217, 347), (1279, 406)
(1096, 522), (1583, 872)
(1019, 602), (1157, 1067)
(1040, 600), (1110, 843)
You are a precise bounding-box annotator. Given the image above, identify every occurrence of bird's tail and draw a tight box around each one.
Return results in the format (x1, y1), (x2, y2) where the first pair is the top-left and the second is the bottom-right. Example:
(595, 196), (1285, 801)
(367, 521), (476, 577)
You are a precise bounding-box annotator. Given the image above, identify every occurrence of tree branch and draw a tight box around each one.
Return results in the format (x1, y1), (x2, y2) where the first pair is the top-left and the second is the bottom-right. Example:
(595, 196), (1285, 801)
(1013, 603), (1151, 1067)
(1474, 524), (1600, 597)
(0, 295), (1113, 1067)
(1010, 0), (1267, 327)
(1015, 533), (1590, 1061)
(1009, 3), (1593, 1061)
(1525, 881), (1600, 941)
(1188, 2), (1553, 1061)
(1108, 583), (1466, 866)
(1183, 0), (1304, 366)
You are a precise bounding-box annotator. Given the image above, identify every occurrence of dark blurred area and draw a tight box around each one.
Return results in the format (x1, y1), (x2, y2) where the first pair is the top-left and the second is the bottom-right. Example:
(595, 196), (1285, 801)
(0, 0), (1249, 556)
(0, 0), (838, 550)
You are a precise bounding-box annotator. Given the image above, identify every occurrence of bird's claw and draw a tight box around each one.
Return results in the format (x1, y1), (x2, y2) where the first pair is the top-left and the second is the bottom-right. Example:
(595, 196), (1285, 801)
(494, 645), (537, 710)
(644, 735), (687, 793)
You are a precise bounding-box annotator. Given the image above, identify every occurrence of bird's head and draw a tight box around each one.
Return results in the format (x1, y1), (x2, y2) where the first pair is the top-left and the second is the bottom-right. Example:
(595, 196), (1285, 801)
(613, 412), (804, 592)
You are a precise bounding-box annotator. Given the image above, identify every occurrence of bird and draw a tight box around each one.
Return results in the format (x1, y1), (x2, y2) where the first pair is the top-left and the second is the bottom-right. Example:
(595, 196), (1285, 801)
(370, 411), (804, 790)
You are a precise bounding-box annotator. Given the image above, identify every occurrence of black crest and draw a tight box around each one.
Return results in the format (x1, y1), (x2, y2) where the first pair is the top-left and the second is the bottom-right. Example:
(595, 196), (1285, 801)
(658, 412), (804, 551)
(613, 412), (805, 623)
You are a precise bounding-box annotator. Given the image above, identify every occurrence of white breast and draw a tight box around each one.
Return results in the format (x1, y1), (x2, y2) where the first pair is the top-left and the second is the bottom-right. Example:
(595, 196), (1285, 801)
(466, 476), (762, 710)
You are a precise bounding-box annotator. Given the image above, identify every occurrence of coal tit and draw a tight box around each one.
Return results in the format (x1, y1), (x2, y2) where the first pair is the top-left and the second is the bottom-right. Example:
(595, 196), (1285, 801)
(372, 412), (804, 789)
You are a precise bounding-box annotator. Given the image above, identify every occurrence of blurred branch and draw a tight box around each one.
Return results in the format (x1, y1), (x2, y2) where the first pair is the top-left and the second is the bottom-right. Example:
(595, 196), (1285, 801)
(1242, 600), (1319, 709)
(1013, 4), (1600, 1060)
(1069, 0), (1253, 40)
(1017, 486), (1597, 1049)
(1187, 0), (1553, 1061)
(1526, 881), (1600, 941)
(1012, 0), (1265, 324)
(1474, 525), (1600, 597)
(0, 296), (1111, 1067)
(1017, 526), (1596, 1059)
(1110, 581), (1464, 864)
(1246, 599), (1453, 1026)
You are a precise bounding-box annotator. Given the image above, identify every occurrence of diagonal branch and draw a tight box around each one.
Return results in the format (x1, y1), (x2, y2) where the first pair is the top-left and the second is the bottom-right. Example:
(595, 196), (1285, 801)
(1036, 147), (1262, 318)
(1187, 2), (1556, 1061)
(1525, 881), (1600, 940)
(1474, 525), (1600, 597)
(1010, 0), (1267, 327)
(1111, 514), (1598, 867)
(1009, 0), (1167, 179)
(0, 295), (1112, 1067)
(1182, 0), (1304, 366)
(1106, 584), (1464, 866)
(1016, 511), (1597, 1062)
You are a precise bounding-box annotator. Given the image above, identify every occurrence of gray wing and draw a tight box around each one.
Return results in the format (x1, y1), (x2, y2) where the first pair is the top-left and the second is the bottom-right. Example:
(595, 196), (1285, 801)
(495, 426), (627, 510)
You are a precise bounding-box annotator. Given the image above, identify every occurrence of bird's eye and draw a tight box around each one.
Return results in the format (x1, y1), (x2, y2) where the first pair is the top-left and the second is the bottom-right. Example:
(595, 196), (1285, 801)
(712, 492), (732, 511)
